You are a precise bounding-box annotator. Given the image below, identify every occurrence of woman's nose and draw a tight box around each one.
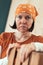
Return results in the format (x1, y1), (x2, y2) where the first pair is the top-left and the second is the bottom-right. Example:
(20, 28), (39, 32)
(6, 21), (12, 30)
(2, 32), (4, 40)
(21, 17), (27, 23)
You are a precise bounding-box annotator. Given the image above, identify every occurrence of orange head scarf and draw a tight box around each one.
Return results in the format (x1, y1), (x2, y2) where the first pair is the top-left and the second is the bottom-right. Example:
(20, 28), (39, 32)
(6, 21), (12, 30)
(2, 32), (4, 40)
(15, 4), (38, 19)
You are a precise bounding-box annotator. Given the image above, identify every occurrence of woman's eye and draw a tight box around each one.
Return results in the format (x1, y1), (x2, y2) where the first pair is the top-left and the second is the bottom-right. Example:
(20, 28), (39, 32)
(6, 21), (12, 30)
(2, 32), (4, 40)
(25, 16), (31, 20)
(17, 15), (22, 19)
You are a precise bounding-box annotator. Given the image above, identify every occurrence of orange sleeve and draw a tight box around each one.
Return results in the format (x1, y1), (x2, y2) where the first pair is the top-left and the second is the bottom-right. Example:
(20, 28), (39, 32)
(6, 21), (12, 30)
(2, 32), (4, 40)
(36, 35), (43, 43)
(0, 32), (14, 58)
(0, 32), (14, 49)
(0, 32), (4, 46)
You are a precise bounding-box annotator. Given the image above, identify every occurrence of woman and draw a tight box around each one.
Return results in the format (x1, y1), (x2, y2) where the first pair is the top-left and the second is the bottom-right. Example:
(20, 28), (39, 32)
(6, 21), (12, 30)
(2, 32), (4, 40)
(0, 4), (43, 65)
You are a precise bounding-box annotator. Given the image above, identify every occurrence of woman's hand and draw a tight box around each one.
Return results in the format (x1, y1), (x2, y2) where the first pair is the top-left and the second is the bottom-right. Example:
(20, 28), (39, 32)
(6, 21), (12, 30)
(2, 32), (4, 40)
(6, 43), (20, 57)
(19, 43), (36, 63)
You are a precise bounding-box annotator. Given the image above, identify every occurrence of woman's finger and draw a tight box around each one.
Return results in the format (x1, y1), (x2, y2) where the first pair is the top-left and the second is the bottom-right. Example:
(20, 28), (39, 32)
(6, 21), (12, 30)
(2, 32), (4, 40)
(20, 45), (26, 63)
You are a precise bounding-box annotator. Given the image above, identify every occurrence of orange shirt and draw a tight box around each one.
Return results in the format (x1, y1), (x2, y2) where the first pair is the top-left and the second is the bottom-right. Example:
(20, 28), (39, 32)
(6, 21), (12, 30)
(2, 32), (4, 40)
(0, 32), (43, 58)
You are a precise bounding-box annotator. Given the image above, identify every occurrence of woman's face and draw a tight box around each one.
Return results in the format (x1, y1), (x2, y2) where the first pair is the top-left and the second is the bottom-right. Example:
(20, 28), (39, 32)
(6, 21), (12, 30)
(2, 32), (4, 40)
(16, 12), (33, 33)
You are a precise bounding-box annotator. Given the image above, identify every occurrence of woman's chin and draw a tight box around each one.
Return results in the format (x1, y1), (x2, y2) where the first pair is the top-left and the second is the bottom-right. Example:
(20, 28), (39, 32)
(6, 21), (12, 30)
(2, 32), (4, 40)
(17, 27), (28, 33)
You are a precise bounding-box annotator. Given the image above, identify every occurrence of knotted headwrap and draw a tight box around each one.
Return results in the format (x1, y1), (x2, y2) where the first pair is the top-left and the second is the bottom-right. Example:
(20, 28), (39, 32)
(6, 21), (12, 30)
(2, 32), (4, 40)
(15, 4), (38, 19)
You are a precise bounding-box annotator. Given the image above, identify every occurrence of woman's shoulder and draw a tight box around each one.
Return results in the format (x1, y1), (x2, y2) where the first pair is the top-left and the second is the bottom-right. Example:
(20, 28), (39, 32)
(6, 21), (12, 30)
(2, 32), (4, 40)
(0, 32), (15, 40)
(32, 34), (43, 43)
(32, 34), (43, 39)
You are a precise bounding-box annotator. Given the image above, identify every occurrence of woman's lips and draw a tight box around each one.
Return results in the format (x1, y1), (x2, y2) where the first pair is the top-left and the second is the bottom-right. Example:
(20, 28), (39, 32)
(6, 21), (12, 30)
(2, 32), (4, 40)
(19, 25), (27, 30)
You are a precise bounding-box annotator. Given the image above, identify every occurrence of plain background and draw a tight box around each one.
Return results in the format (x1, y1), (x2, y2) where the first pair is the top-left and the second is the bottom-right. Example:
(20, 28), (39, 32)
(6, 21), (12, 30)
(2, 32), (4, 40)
(0, 0), (11, 33)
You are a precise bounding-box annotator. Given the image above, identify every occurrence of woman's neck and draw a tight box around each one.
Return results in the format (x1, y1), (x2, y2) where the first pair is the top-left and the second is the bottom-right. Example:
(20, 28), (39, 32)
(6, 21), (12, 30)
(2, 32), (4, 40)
(14, 30), (32, 42)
